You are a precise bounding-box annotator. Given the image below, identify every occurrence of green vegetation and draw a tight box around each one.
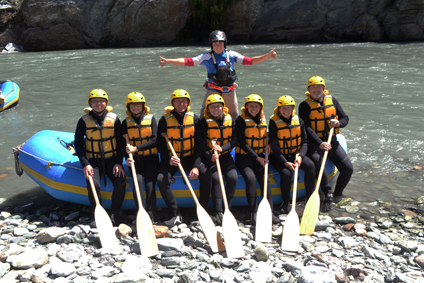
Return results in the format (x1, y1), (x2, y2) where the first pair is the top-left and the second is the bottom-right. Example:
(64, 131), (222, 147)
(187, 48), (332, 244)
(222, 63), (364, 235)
(189, 0), (237, 32)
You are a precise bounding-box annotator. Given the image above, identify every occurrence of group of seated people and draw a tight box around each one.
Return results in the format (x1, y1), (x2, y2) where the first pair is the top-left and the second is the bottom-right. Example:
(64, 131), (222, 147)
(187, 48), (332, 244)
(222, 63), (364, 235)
(74, 76), (353, 227)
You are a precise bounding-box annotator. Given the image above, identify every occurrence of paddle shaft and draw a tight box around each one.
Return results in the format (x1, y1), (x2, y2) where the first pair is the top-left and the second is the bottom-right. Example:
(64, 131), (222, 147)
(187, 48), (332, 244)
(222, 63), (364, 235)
(88, 175), (101, 205)
(291, 153), (300, 210)
(211, 141), (229, 210)
(123, 135), (143, 208)
(313, 127), (334, 194)
(263, 138), (270, 201)
(161, 133), (200, 205)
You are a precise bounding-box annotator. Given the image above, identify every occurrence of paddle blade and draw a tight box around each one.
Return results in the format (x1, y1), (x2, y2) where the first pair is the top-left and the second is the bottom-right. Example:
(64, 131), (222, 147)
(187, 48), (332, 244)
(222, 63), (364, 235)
(196, 205), (222, 253)
(299, 190), (320, 235)
(222, 211), (244, 259)
(94, 206), (119, 250)
(136, 208), (159, 257)
(281, 210), (300, 251)
(255, 199), (272, 243)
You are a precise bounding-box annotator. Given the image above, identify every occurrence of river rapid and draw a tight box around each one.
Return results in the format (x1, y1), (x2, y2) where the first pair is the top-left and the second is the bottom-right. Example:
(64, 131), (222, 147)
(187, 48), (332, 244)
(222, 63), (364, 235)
(0, 42), (423, 207)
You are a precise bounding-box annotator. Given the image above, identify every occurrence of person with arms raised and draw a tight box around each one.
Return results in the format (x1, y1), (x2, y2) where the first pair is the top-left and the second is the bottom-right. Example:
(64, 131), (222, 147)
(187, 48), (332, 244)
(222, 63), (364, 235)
(159, 30), (277, 120)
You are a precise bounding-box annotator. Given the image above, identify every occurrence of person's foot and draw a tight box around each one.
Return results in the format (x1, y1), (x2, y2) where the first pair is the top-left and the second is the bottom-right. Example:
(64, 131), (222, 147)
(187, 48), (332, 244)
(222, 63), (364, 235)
(272, 213), (281, 224)
(110, 212), (120, 226)
(333, 194), (343, 204)
(164, 215), (183, 227)
(321, 191), (334, 212)
(279, 202), (289, 214)
(250, 212), (257, 225)
(215, 212), (223, 226)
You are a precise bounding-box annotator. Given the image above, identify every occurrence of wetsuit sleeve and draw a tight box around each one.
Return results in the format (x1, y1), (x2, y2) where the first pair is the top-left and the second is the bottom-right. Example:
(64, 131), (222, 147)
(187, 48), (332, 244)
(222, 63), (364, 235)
(192, 115), (203, 169)
(157, 116), (171, 164)
(190, 52), (212, 66)
(298, 101), (323, 146)
(200, 118), (212, 162)
(75, 118), (90, 168)
(332, 97), (349, 128)
(269, 118), (288, 165)
(235, 116), (259, 159)
(114, 117), (124, 166)
(299, 118), (308, 158)
(221, 118), (238, 152)
(136, 116), (158, 152)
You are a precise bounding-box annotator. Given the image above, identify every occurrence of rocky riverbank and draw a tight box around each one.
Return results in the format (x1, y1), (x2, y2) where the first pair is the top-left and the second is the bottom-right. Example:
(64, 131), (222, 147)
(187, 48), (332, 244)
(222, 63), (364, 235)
(1, 195), (424, 283)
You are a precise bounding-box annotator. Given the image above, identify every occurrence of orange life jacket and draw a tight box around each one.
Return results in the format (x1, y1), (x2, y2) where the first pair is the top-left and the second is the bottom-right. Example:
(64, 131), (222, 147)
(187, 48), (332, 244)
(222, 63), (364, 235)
(205, 113), (233, 154)
(270, 114), (302, 155)
(305, 93), (339, 137)
(83, 112), (118, 159)
(235, 112), (267, 155)
(163, 111), (195, 157)
(125, 114), (158, 156)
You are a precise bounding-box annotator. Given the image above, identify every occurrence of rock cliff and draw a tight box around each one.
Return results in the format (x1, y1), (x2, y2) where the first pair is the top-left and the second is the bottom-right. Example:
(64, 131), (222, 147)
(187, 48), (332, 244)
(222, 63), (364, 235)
(0, 0), (423, 51)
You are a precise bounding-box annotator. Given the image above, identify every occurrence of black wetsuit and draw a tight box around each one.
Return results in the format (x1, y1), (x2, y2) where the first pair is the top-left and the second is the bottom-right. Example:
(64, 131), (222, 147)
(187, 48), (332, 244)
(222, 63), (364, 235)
(298, 96), (353, 197)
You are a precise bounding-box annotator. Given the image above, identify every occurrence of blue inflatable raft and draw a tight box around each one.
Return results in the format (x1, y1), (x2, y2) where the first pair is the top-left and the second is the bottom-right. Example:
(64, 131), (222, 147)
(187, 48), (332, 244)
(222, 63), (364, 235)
(0, 81), (20, 112)
(16, 130), (346, 210)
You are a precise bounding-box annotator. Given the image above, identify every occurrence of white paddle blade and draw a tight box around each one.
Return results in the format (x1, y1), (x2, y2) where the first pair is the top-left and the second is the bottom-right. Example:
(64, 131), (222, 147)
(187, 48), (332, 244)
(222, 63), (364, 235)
(196, 205), (221, 253)
(281, 210), (300, 252)
(222, 211), (244, 259)
(94, 206), (119, 250)
(255, 199), (272, 243)
(137, 209), (159, 257)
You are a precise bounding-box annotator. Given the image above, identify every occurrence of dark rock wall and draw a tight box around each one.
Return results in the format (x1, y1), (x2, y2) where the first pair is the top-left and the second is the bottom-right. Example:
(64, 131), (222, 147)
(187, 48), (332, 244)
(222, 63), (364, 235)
(0, 0), (423, 51)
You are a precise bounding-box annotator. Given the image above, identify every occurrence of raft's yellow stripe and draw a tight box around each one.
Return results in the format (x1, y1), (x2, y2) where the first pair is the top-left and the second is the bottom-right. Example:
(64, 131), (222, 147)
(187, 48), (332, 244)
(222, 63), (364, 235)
(20, 161), (338, 202)
(0, 96), (19, 111)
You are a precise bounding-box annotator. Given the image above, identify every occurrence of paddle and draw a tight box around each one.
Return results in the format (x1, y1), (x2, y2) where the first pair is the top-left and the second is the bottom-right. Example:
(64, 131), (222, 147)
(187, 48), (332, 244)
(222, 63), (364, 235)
(255, 136), (273, 242)
(162, 133), (224, 253)
(88, 175), (119, 250)
(212, 140), (244, 259)
(123, 135), (158, 257)
(281, 153), (300, 251)
(299, 127), (334, 235)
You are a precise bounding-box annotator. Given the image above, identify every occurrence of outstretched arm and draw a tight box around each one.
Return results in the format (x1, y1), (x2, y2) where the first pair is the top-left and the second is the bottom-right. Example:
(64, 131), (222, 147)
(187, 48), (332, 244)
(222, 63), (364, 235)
(159, 56), (186, 67)
(250, 48), (277, 65)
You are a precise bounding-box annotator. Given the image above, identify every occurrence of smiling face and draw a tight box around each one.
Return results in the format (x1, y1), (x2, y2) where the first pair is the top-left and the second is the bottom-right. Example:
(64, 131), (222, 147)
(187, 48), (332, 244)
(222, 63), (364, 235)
(89, 98), (107, 113)
(246, 102), (262, 117)
(207, 102), (224, 118)
(212, 41), (225, 54)
(279, 105), (294, 119)
(129, 102), (144, 116)
(308, 84), (325, 102)
(172, 97), (189, 115)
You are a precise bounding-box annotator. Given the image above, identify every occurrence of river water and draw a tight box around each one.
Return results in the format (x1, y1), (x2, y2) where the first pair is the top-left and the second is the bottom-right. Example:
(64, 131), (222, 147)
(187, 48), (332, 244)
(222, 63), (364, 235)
(0, 42), (423, 207)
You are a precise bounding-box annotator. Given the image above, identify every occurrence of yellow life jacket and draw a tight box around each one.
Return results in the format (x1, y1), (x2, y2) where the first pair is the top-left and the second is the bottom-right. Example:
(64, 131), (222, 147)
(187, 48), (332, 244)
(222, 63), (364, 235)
(164, 111), (195, 157)
(83, 112), (118, 159)
(126, 114), (158, 156)
(205, 113), (233, 154)
(305, 93), (339, 137)
(235, 112), (267, 155)
(270, 114), (302, 155)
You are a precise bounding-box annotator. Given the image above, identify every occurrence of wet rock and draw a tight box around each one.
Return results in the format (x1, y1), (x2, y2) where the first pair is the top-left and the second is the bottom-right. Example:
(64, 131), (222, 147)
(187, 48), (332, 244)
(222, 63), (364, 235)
(8, 248), (48, 269)
(333, 217), (355, 224)
(154, 225), (170, 238)
(36, 227), (68, 243)
(254, 245), (269, 261)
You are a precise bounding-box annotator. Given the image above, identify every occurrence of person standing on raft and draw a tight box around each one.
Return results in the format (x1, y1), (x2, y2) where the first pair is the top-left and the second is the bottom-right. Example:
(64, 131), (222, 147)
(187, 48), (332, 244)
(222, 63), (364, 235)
(74, 89), (126, 226)
(268, 95), (316, 214)
(298, 76), (353, 212)
(159, 30), (277, 120)
(122, 92), (159, 222)
(200, 94), (238, 225)
(156, 89), (212, 227)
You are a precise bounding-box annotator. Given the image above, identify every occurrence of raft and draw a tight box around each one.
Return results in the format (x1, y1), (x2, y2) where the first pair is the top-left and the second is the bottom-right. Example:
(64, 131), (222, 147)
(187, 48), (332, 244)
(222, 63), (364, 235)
(0, 81), (20, 112)
(16, 130), (347, 210)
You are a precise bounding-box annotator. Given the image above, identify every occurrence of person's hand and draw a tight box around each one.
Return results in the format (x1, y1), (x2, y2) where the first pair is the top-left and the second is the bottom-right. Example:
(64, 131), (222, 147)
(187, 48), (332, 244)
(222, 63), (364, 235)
(159, 56), (167, 67)
(256, 156), (267, 167)
(211, 153), (220, 162)
(169, 156), (180, 166)
(127, 157), (134, 166)
(113, 164), (125, 177)
(268, 48), (277, 59)
(284, 162), (296, 171)
(295, 155), (303, 167)
(83, 165), (94, 179)
(329, 119), (340, 128)
(212, 144), (222, 153)
(319, 142), (332, 151)
(189, 167), (199, 180)
(126, 145), (137, 154)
